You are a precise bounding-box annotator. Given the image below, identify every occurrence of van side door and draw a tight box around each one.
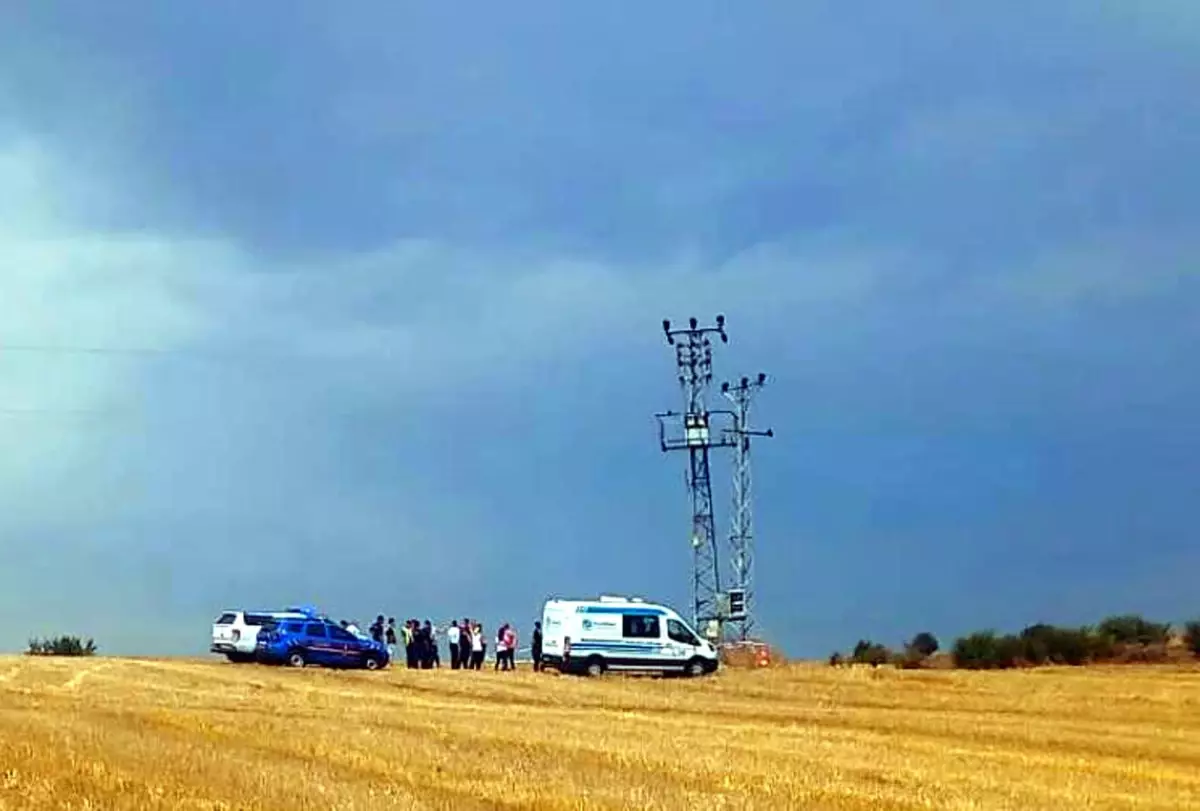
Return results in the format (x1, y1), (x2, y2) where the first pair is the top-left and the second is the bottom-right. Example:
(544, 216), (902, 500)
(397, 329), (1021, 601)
(620, 613), (665, 668)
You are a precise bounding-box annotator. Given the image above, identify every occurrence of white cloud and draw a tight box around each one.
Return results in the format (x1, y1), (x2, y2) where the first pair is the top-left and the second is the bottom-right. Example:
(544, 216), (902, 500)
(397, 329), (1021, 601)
(0, 139), (224, 527)
(977, 232), (1199, 309)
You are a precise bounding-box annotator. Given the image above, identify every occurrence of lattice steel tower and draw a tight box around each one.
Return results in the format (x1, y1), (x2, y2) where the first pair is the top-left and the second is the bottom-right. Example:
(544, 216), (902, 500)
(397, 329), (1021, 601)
(656, 316), (732, 636)
(720, 373), (773, 641)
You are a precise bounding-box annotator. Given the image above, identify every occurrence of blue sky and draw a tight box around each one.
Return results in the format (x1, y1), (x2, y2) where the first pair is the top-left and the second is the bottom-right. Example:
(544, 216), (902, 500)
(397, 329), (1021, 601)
(1, 2), (1197, 656)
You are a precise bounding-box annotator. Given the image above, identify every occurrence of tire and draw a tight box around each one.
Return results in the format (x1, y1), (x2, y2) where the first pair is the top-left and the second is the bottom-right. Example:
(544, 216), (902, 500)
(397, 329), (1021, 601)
(287, 650), (306, 668)
(686, 657), (708, 677)
(363, 655), (382, 671)
(584, 656), (606, 678)
(226, 652), (253, 664)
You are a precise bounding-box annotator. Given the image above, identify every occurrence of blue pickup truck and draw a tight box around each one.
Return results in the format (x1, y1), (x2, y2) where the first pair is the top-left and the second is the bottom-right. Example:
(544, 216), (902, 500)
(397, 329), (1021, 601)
(255, 616), (390, 670)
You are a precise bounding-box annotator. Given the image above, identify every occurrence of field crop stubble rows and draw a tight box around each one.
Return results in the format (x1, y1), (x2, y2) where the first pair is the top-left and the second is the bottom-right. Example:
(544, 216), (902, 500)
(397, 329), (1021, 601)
(1, 657), (1199, 809)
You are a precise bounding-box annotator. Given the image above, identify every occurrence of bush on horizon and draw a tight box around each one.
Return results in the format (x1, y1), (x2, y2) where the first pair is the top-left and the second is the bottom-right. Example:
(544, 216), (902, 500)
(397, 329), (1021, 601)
(1183, 621), (1200, 656)
(850, 639), (892, 667)
(952, 631), (1023, 670)
(27, 635), (97, 657)
(1096, 614), (1171, 647)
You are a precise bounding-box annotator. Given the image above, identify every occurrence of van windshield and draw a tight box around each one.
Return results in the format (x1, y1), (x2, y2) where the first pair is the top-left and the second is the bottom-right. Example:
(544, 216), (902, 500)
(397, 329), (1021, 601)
(667, 619), (700, 646)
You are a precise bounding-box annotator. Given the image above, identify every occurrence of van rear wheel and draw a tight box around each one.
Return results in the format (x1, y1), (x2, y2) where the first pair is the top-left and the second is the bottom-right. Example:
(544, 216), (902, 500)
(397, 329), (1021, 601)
(584, 656), (606, 677)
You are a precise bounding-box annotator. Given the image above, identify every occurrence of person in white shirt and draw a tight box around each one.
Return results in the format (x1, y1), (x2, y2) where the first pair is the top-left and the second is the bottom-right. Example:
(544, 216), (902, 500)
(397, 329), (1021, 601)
(448, 620), (462, 670)
(470, 624), (485, 670)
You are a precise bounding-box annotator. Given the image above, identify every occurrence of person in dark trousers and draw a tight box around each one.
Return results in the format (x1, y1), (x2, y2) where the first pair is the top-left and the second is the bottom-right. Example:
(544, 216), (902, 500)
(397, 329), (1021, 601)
(462, 618), (474, 671)
(494, 623), (507, 671)
(502, 624), (517, 671)
(531, 621), (543, 672)
(413, 618), (425, 668)
(417, 620), (432, 669)
(426, 620), (441, 668)
(369, 615), (385, 644)
(448, 620), (460, 670)
(385, 617), (398, 661)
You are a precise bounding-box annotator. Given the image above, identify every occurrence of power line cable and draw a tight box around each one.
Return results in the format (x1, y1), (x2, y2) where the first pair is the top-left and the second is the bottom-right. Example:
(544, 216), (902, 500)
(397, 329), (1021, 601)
(0, 343), (176, 357)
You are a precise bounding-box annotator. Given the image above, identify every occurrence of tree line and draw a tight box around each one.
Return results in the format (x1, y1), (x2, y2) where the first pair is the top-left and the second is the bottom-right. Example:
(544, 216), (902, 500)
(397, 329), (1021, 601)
(830, 615), (1200, 670)
(26, 635), (98, 657)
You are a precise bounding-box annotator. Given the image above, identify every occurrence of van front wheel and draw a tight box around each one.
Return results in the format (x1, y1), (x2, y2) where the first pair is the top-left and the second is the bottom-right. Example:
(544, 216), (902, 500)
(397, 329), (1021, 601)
(584, 656), (606, 678)
(686, 658), (708, 677)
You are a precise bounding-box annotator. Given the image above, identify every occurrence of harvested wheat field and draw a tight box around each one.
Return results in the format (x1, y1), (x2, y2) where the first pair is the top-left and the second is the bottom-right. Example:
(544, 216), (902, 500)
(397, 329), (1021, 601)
(2, 657), (1200, 810)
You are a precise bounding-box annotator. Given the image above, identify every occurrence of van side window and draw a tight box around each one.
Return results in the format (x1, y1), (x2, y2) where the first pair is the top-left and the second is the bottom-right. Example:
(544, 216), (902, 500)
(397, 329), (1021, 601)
(244, 614), (271, 626)
(328, 626), (355, 641)
(305, 623), (328, 638)
(215, 613), (237, 625)
(622, 614), (661, 639)
(668, 619), (699, 646)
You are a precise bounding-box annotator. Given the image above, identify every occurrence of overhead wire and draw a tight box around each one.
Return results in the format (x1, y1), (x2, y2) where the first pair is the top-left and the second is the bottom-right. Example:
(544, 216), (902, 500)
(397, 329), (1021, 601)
(0, 340), (402, 419)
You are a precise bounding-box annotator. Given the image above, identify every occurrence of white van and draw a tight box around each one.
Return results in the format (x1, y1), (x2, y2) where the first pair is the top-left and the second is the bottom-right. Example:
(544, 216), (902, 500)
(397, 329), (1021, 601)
(540, 596), (719, 677)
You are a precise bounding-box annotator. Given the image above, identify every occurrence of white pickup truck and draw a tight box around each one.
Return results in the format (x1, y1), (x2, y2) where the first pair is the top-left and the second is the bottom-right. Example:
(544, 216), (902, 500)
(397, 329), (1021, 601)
(211, 608), (316, 662)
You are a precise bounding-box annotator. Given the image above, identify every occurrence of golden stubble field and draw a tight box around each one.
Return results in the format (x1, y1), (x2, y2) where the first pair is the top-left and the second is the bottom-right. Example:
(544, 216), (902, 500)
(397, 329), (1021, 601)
(1, 657), (1199, 810)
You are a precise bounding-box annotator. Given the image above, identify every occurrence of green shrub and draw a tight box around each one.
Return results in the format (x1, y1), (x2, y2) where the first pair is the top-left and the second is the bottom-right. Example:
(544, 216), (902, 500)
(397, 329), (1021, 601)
(908, 631), (939, 658)
(1082, 625), (1116, 662)
(851, 639), (892, 666)
(1018, 624), (1092, 666)
(1185, 621), (1200, 657)
(26, 635), (97, 657)
(1051, 627), (1092, 665)
(953, 631), (997, 669)
(1111, 642), (1170, 664)
(1097, 615), (1171, 646)
(953, 631), (1022, 670)
(996, 634), (1023, 668)
(1019, 624), (1053, 665)
(828, 652), (844, 667)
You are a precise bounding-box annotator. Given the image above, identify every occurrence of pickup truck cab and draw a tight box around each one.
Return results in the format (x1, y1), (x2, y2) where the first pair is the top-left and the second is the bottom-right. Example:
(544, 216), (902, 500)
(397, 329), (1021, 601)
(256, 617), (390, 670)
(211, 608), (316, 662)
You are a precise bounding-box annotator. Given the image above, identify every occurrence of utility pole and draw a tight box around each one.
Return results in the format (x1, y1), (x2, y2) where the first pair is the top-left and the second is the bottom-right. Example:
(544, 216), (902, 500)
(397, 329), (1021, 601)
(721, 373), (773, 641)
(656, 316), (733, 639)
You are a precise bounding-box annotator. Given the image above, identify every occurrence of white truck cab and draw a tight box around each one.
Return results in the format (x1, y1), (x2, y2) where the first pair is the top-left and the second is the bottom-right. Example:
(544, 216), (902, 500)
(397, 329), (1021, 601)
(211, 608), (316, 662)
(540, 595), (719, 677)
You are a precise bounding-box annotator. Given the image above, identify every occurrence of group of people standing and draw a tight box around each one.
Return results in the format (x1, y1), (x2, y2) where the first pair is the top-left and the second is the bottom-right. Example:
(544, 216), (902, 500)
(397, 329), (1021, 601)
(360, 615), (544, 672)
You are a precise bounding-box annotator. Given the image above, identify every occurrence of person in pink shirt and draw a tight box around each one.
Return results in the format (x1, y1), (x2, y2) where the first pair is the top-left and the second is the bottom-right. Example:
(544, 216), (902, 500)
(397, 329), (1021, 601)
(502, 624), (518, 671)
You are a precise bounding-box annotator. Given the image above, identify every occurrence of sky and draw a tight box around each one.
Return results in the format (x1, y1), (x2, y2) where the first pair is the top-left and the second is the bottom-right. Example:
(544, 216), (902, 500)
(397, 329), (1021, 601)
(1, 2), (1197, 657)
